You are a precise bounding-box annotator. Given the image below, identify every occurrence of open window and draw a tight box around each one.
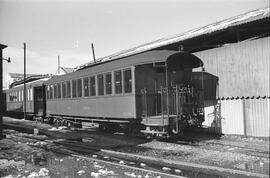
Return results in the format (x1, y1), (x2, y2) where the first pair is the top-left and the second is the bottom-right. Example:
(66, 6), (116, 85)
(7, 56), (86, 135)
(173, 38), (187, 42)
(97, 74), (104, 96)
(124, 68), (132, 93)
(66, 81), (71, 98)
(77, 79), (82, 97)
(114, 70), (122, 94)
(83, 77), (89, 97)
(57, 83), (61, 98)
(72, 80), (77, 98)
(62, 82), (66, 98)
(53, 84), (57, 99)
(90, 76), (96, 96)
(105, 72), (112, 95)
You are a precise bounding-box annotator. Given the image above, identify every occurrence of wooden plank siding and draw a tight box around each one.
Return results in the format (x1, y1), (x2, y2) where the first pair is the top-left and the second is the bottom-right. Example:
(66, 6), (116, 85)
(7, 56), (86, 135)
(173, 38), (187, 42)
(194, 37), (270, 98)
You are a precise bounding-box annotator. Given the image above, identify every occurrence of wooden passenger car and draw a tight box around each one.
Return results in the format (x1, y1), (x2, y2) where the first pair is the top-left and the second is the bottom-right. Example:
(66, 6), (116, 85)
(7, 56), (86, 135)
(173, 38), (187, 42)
(5, 78), (47, 119)
(45, 50), (204, 136)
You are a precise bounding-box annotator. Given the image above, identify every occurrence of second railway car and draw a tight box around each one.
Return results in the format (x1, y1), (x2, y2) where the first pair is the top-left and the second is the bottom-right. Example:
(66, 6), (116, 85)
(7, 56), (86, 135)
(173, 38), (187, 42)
(5, 78), (48, 119)
(44, 50), (205, 137)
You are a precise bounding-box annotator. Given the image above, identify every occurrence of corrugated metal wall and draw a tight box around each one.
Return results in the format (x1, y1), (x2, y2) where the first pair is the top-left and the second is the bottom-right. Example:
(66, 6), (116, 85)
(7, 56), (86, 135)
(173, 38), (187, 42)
(194, 37), (269, 138)
(244, 99), (269, 137)
(202, 99), (269, 138)
(194, 37), (270, 98)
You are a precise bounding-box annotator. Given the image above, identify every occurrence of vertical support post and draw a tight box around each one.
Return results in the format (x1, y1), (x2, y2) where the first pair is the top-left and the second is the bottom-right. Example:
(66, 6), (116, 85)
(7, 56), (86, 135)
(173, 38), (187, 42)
(144, 88), (148, 123)
(160, 86), (164, 126)
(0, 44), (7, 139)
(201, 66), (204, 90)
(58, 55), (60, 74)
(175, 85), (179, 133)
(165, 62), (169, 129)
(23, 43), (27, 120)
(242, 99), (247, 137)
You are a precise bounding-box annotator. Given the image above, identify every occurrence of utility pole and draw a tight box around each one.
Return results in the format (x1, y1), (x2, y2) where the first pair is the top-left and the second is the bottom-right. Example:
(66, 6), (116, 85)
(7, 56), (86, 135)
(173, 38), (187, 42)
(23, 43), (27, 120)
(91, 43), (96, 63)
(58, 55), (60, 74)
(0, 43), (8, 139)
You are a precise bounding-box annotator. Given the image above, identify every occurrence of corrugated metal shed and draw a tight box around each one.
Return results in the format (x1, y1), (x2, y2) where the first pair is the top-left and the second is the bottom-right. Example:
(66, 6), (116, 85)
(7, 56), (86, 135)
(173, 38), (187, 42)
(244, 99), (270, 137)
(75, 7), (269, 71)
(194, 37), (269, 98)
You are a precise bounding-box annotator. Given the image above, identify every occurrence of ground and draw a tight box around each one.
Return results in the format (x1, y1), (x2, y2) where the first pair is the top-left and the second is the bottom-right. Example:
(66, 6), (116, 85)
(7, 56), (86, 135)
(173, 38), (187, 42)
(1, 116), (269, 177)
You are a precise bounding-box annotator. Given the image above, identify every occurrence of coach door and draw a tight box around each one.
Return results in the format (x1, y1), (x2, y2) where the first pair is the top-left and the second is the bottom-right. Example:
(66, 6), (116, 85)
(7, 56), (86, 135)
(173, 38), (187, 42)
(33, 86), (45, 115)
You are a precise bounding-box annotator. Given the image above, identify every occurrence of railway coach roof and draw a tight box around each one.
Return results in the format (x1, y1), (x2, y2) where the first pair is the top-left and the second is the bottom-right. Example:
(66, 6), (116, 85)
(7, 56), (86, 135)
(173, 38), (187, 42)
(45, 50), (203, 83)
(75, 7), (269, 71)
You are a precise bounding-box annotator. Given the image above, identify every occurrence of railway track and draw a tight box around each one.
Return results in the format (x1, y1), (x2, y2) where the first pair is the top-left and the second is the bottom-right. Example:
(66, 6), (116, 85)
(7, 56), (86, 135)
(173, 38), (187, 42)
(167, 138), (269, 159)
(17, 135), (194, 177)
(4, 122), (269, 177)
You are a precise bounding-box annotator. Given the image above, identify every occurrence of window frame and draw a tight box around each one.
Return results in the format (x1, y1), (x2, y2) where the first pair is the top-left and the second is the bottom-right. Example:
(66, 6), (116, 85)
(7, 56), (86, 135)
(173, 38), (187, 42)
(66, 81), (71, 98)
(72, 79), (77, 98)
(123, 68), (132, 93)
(90, 76), (96, 96)
(77, 78), (82, 98)
(83, 77), (90, 97)
(62, 82), (67, 98)
(97, 74), (104, 96)
(57, 83), (61, 99)
(114, 70), (122, 94)
(105, 72), (112, 95)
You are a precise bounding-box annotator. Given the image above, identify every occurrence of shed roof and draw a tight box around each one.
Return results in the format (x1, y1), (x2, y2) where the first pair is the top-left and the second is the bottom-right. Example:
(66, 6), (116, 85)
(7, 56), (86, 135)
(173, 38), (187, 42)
(61, 67), (74, 74)
(9, 74), (50, 88)
(75, 7), (269, 71)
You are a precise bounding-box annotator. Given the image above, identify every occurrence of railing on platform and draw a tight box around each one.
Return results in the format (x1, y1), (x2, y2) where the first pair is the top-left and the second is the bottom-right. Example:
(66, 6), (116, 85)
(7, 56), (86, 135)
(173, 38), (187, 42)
(141, 85), (204, 119)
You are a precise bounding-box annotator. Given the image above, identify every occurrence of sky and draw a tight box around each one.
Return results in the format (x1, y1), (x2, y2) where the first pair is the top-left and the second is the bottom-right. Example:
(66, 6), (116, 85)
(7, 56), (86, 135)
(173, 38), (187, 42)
(0, 0), (269, 88)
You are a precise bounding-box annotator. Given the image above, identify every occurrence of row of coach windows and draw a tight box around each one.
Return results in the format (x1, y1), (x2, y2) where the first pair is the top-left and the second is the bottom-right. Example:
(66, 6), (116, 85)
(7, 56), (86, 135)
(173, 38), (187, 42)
(47, 68), (132, 100)
(8, 88), (33, 102)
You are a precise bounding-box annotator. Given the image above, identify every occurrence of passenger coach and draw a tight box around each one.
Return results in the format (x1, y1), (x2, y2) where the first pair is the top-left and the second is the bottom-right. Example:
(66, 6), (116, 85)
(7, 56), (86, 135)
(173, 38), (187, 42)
(5, 77), (48, 119)
(45, 50), (204, 136)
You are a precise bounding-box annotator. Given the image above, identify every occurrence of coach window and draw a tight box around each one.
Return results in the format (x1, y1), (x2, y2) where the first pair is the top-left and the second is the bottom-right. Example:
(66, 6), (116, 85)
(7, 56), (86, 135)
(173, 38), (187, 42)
(18, 91), (21, 101)
(26, 89), (28, 101)
(62, 82), (66, 98)
(46, 86), (49, 99)
(124, 69), (132, 93)
(30, 88), (33, 100)
(77, 78), (82, 97)
(83, 77), (89, 97)
(11, 92), (14, 102)
(90, 76), (96, 96)
(66, 81), (71, 98)
(28, 89), (31, 101)
(53, 84), (57, 99)
(21, 90), (23, 101)
(97, 74), (104, 96)
(72, 80), (77, 98)
(114, 70), (122, 94)
(57, 83), (61, 98)
(10, 93), (12, 102)
(105, 72), (112, 95)
(49, 85), (53, 99)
